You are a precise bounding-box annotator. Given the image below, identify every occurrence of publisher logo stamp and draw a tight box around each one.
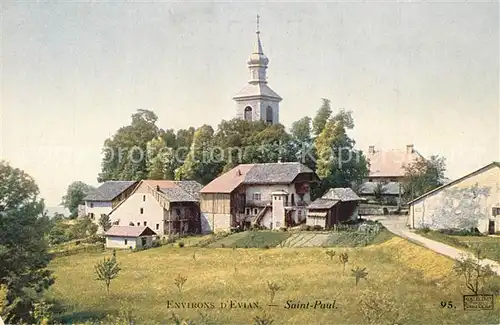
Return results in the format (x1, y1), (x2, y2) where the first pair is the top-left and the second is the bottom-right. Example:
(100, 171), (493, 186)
(463, 295), (494, 311)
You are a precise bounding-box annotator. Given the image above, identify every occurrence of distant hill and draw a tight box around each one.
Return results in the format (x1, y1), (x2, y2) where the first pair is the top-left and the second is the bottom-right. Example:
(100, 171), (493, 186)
(44, 206), (70, 218)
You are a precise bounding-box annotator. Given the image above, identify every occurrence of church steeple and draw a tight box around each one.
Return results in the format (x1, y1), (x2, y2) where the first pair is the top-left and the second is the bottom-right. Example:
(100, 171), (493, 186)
(233, 15), (282, 125)
(247, 15), (269, 84)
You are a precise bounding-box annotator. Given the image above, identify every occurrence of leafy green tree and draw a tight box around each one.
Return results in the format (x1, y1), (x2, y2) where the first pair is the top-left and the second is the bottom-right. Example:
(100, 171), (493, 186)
(98, 109), (161, 182)
(99, 214), (112, 232)
(95, 255), (121, 294)
(61, 181), (95, 218)
(453, 245), (495, 295)
(313, 109), (369, 198)
(312, 98), (332, 136)
(402, 155), (446, 202)
(146, 136), (168, 180)
(0, 161), (54, 323)
(176, 125), (224, 185)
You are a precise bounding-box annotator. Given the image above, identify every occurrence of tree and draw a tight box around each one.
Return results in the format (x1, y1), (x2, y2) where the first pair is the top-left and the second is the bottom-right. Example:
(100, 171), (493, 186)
(351, 267), (368, 287)
(372, 182), (386, 205)
(453, 245), (495, 295)
(0, 161), (54, 323)
(62, 181), (95, 218)
(338, 252), (349, 276)
(95, 255), (121, 294)
(312, 98), (332, 136)
(402, 155), (446, 202)
(313, 109), (369, 198)
(146, 136), (169, 180)
(98, 109), (161, 182)
(99, 214), (112, 232)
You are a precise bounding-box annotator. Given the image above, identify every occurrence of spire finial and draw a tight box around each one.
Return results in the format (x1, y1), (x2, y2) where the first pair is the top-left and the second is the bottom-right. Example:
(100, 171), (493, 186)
(256, 14), (260, 34)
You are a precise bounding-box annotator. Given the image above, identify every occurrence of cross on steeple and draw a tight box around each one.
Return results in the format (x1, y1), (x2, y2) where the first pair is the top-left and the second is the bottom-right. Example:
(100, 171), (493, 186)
(256, 14), (260, 34)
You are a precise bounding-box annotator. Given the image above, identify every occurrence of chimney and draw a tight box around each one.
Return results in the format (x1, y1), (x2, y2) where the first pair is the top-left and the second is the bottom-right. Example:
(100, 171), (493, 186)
(406, 144), (414, 154)
(368, 145), (375, 154)
(156, 185), (160, 191)
(236, 169), (242, 176)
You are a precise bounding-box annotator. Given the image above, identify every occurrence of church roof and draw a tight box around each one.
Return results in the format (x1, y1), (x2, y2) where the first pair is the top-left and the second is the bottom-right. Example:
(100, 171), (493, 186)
(233, 83), (282, 101)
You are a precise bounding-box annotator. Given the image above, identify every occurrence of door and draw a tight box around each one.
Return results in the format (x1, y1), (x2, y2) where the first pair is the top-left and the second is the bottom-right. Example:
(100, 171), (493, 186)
(141, 237), (147, 247)
(488, 220), (495, 234)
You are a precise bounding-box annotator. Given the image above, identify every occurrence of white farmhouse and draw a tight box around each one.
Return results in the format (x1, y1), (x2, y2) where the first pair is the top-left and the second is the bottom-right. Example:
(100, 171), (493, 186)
(107, 180), (202, 237)
(200, 162), (319, 233)
(83, 181), (137, 224)
(407, 162), (500, 234)
(104, 225), (156, 249)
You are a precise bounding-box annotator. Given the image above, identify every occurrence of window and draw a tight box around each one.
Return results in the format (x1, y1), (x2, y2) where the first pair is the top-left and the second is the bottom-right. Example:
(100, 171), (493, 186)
(493, 207), (500, 216)
(254, 208), (258, 215)
(137, 222), (140, 226)
(369, 179), (373, 182)
(246, 208), (250, 215)
(291, 194), (295, 206)
(244, 106), (252, 121)
(143, 195), (146, 202)
(175, 208), (181, 216)
(253, 193), (261, 201)
(90, 202), (94, 208)
(297, 210), (302, 218)
(140, 208), (144, 214)
(124, 239), (128, 245)
(156, 223), (159, 230)
(266, 106), (273, 124)
(89, 213), (94, 220)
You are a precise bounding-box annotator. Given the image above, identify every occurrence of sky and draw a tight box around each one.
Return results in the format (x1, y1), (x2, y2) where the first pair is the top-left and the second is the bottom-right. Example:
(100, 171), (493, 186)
(1, 1), (499, 206)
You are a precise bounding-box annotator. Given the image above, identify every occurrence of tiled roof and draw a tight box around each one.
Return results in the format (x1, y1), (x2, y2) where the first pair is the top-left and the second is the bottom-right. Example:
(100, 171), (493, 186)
(322, 188), (364, 202)
(359, 182), (401, 196)
(105, 226), (156, 237)
(200, 162), (317, 194)
(367, 148), (422, 178)
(243, 162), (315, 184)
(84, 181), (137, 201)
(160, 188), (199, 202)
(308, 198), (339, 209)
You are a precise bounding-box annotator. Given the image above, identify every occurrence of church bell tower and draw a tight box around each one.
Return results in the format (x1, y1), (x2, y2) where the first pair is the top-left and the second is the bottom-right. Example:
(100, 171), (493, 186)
(233, 15), (282, 125)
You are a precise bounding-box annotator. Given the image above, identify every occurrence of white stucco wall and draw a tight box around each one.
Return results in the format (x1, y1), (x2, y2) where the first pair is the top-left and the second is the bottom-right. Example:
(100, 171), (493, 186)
(201, 213), (231, 233)
(106, 236), (137, 249)
(306, 216), (326, 228)
(245, 184), (311, 205)
(409, 164), (500, 233)
(85, 201), (113, 219)
(108, 191), (165, 235)
(235, 98), (280, 124)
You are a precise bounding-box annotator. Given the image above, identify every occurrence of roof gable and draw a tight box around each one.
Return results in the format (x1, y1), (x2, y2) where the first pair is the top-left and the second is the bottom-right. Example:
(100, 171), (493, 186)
(408, 162), (500, 205)
(322, 188), (363, 202)
(200, 164), (255, 194)
(84, 181), (137, 201)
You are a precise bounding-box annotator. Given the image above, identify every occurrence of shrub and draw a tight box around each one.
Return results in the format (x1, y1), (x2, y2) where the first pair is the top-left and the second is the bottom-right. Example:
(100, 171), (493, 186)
(279, 227), (287, 232)
(151, 240), (160, 248)
(312, 225), (323, 231)
(178, 241), (185, 248)
(221, 243), (226, 248)
(263, 245), (270, 249)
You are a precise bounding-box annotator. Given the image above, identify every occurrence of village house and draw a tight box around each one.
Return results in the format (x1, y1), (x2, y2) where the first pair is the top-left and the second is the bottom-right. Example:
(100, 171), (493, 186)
(104, 225), (157, 249)
(83, 181), (138, 221)
(200, 162), (319, 233)
(407, 162), (500, 234)
(307, 188), (365, 229)
(360, 144), (423, 206)
(106, 180), (203, 236)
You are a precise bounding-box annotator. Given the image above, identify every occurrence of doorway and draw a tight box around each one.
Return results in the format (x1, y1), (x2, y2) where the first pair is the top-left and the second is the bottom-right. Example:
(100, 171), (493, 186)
(488, 220), (495, 234)
(141, 237), (147, 247)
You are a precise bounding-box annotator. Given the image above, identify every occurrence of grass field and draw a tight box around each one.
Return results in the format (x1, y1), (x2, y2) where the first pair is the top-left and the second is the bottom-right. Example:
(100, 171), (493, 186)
(47, 236), (500, 325)
(417, 231), (500, 262)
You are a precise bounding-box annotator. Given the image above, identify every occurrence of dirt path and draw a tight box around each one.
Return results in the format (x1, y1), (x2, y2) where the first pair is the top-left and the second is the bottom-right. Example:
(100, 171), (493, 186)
(366, 215), (500, 276)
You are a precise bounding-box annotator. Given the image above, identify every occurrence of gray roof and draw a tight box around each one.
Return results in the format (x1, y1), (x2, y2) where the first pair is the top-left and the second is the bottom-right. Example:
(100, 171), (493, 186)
(173, 180), (203, 201)
(84, 181), (137, 201)
(359, 182), (401, 195)
(233, 83), (282, 101)
(308, 198), (339, 210)
(322, 188), (364, 202)
(105, 225), (156, 237)
(243, 162), (316, 184)
(160, 187), (199, 203)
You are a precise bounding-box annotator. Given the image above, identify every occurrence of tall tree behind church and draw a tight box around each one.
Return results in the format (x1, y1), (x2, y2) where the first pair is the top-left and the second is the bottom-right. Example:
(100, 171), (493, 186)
(98, 109), (161, 182)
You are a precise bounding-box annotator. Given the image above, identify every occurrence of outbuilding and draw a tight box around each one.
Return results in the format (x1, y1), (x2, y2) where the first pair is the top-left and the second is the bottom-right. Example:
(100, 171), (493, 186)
(104, 225), (157, 249)
(407, 161), (500, 234)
